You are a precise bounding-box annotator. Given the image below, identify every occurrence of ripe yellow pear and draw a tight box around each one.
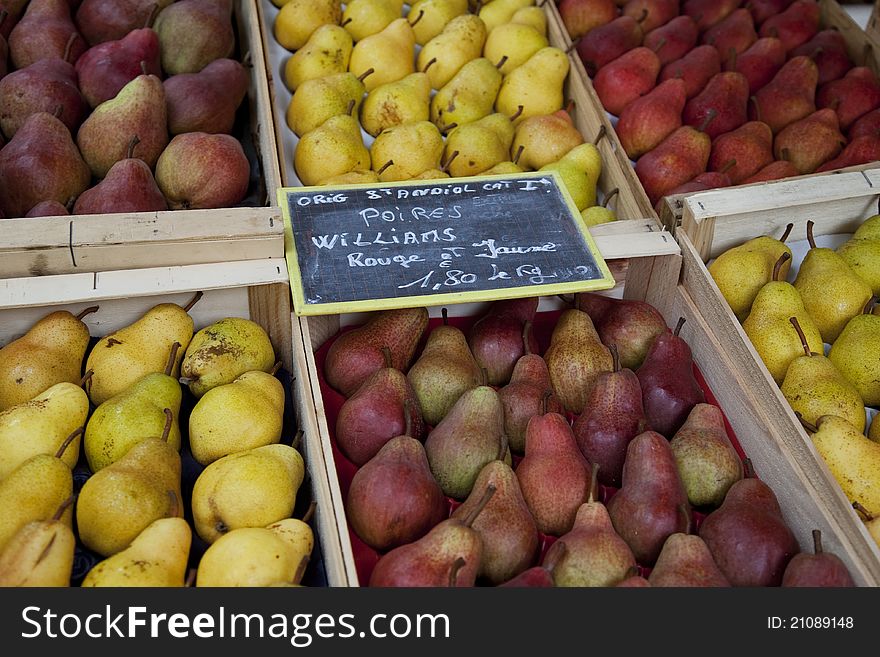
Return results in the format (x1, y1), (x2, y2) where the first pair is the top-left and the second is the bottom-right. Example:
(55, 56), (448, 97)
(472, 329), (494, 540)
(0, 499), (76, 587)
(360, 72), (431, 137)
(370, 121), (445, 181)
(407, 0), (468, 45)
(837, 214), (880, 295)
(0, 306), (96, 412)
(828, 311), (880, 406)
(479, 0), (533, 32)
(349, 18), (416, 92)
(417, 13), (487, 89)
(286, 70), (371, 137)
(540, 142), (602, 211)
(809, 415), (880, 513)
(581, 189), (620, 227)
(274, 0), (342, 51)
(295, 112), (372, 187)
(188, 370), (285, 465)
(283, 24), (353, 92)
(341, 0), (399, 42)
(496, 47), (568, 125)
(443, 112), (514, 177)
(430, 57), (502, 129)
(0, 382), (88, 479)
(483, 20), (548, 75)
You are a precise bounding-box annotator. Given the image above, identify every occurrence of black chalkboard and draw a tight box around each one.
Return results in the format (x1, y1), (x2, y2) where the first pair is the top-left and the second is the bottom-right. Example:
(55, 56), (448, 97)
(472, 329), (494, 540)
(279, 172), (616, 316)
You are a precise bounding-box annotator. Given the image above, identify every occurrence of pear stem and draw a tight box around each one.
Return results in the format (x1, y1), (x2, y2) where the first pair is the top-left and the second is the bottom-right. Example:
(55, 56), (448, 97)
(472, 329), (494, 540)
(448, 557), (467, 587)
(241, 50), (253, 68)
(512, 144), (524, 165)
(797, 413), (818, 434)
(185, 568), (197, 587)
(680, 503), (692, 535)
(602, 188), (619, 208)
(853, 501), (875, 521)
(542, 540), (567, 574)
(743, 457), (755, 478)
(80, 369), (93, 389)
(812, 529), (823, 555)
(63, 32), (78, 64)
(293, 554), (310, 584)
(291, 429), (303, 451)
(565, 39), (580, 55)
(52, 105), (63, 119)
(441, 307), (448, 326)
(75, 306), (99, 321)
(541, 389), (552, 415)
(167, 490), (179, 518)
(522, 320), (533, 355)
(0, 10), (7, 28)
(772, 252), (791, 282)
(377, 160), (395, 176)
(270, 361), (283, 376)
(558, 293), (575, 305)
(650, 37), (667, 53)
(301, 500), (317, 525)
(789, 317), (812, 358)
(441, 150), (459, 172)
(863, 296), (876, 315)
(461, 483), (497, 528)
(408, 9), (424, 27)
(159, 408), (173, 442)
(146, 3), (160, 29)
(750, 95), (761, 123)
(609, 343), (620, 372)
(357, 68), (374, 83)
(65, 196), (76, 212)
(140, 59), (148, 76)
(182, 290), (203, 312)
(341, 17), (352, 26)
(593, 125), (607, 146)
(510, 105), (524, 122)
(622, 565), (640, 580)
(55, 426), (84, 459)
(381, 346), (393, 369)
(164, 342), (181, 376)
(806, 220), (816, 249)
(587, 462), (600, 504)
(402, 398), (413, 437)
(480, 367), (489, 387)
(346, 99), (355, 116)
(637, 8), (648, 23)
(495, 55), (508, 69)
(422, 58), (437, 74)
(179, 377), (195, 385)
(125, 135), (141, 160)
(780, 223), (794, 243)
(52, 495), (76, 522)
(439, 122), (458, 134)
(673, 316), (685, 337)
(698, 109), (717, 134)
(719, 158), (737, 174)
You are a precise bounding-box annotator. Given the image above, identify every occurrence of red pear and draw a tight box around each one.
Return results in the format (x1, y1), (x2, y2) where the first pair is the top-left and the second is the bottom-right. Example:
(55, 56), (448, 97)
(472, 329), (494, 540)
(559, 0), (617, 40)
(747, 0), (794, 26)
(616, 77), (686, 160)
(817, 66), (880, 132)
(622, 0), (679, 33)
(658, 45), (721, 99)
(593, 47), (661, 116)
(701, 9), (757, 69)
(75, 27), (161, 108)
(708, 120), (774, 183)
(759, 0), (819, 52)
(740, 159), (801, 183)
(773, 108), (846, 174)
(25, 199), (71, 217)
(75, 0), (166, 45)
(815, 135), (880, 172)
(575, 15), (644, 77)
(8, 0), (86, 69)
(660, 170), (733, 199)
(731, 37), (786, 94)
(643, 15), (698, 66)
(635, 125), (711, 206)
(468, 297), (540, 387)
(790, 29), (853, 86)
(683, 71), (750, 139)
(849, 107), (880, 140)
(781, 530), (855, 587)
(749, 55), (818, 134)
(683, 0), (740, 31)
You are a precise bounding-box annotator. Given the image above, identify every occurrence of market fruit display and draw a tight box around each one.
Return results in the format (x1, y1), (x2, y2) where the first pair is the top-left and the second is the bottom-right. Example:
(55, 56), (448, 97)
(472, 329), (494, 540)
(0, 299), (318, 588)
(557, 0), (880, 208)
(0, 0), (254, 218)
(316, 296), (855, 586)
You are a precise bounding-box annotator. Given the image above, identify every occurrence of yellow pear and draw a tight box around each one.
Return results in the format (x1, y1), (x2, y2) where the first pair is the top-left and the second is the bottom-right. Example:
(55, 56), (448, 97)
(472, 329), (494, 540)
(510, 110), (585, 171)
(349, 18), (416, 92)
(341, 0), (399, 42)
(496, 46), (568, 125)
(0, 431), (77, 554)
(509, 5), (547, 34)
(84, 293), (199, 405)
(188, 370), (285, 466)
(581, 189), (620, 227)
(539, 142), (602, 211)
(0, 382), (88, 479)
(483, 20), (548, 75)
(360, 72), (431, 137)
(853, 501), (880, 548)
(407, 0), (468, 45)
(180, 316), (276, 398)
(76, 412), (182, 557)
(417, 13), (488, 89)
(0, 306), (96, 412)
(274, 0), (342, 51)
(82, 517), (191, 587)
(294, 113), (372, 186)
(828, 312), (880, 406)
(837, 214), (880, 295)
(870, 414), (879, 443)
(430, 57), (502, 129)
(286, 70), (370, 137)
(0, 498), (75, 587)
(317, 170), (380, 185)
(479, 0), (533, 32)
(283, 24), (353, 92)
(809, 415), (880, 513)
(482, 160), (524, 175)
(191, 443), (305, 544)
(370, 120), (445, 181)
(443, 113), (514, 177)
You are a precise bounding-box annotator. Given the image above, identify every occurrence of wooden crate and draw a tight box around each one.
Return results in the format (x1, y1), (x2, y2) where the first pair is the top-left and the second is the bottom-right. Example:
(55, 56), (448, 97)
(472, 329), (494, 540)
(0, 260), (348, 587)
(255, 0), (657, 222)
(0, 0), (285, 279)
(548, 0), (880, 230)
(674, 170), (880, 584)
(293, 218), (880, 586)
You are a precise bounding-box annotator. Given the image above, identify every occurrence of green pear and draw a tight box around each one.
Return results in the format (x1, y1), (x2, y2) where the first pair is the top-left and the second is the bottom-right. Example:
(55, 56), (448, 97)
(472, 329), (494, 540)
(82, 517), (191, 587)
(443, 112), (514, 177)
(349, 18), (416, 92)
(417, 13), (487, 89)
(360, 72), (431, 137)
(407, 0), (468, 45)
(341, 0), (399, 42)
(431, 57), (502, 130)
(0, 306), (96, 412)
(828, 312), (880, 406)
(295, 113), (372, 186)
(283, 24), (353, 92)
(286, 70), (370, 137)
(84, 344), (183, 472)
(188, 370), (285, 466)
(84, 294), (198, 405)
(484, 20), (548, 75)
(191, 444), (305, 544)
(581, 190), (619, 227)
(0, 499), (76, 587)
(370, 120), (444, 181)
(479, 0), (533, 32)
(180, 316), (276, 398)
(496, 47), (568, 125)
(794, 221), (872, 344)
(809, 415), (880, 513)
(0, 382), (88, 479)
(837, 214), (880, 296)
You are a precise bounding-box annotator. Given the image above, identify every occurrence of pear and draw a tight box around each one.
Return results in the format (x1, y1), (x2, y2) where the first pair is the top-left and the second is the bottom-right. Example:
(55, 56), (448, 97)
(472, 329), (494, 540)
(478, 0), (533, 32)
(370, 120), (444, 181)
(75, 71), (169, 179)
(153, 0), (234, 75)
(84, 293), (198, 405)
(284, 24), (352, 92)
(286, 70), (370, 138)
(196, 518), (314, 587)
(273, 0), (341, 52)
(360, 72), (431, 137)
(508, 6), (546, 34)
(341, 0), (398, 42)
(180, 316), (275, 398)
(0, 306), (96, 412)
(0, 498), (75, 587)
(317, 170), (380, 186)
(794, 220), (873, 344)
(0, 430), (77, 553)
(82, 517), (191, 587)
(853, 502), (880, 549)
(483, 19), (548, 76)
(808, 415), (880, 512)
(581, 195), (619, 227)
(742, 253), (823, 385)
(544, 308), (613, 415)
(837, 214), (880, 296)
(0, 382), (87, 479)
(295, 113), (371, 186)
(452, 460), (538, 584)
(540, 143), (603, 211)
(163, 58), (249, 135)
(74, 0), (175, 45)
(496, 47), (568, 125)
(708, 224), (793, 322)
(782, 317), (865, 432)
(417, 13), (487, 90)
(369, 485), (496, 586)
(407, 0), (468, 45)
(8, 0), (86, 69)
(781, 529), (855, 587)
(425, 385), (507, 499)
(407, 309), (481, 426)
(188, 370), (285, 466)
(349, 18), (415, 92)
(191, 444), (305, 544)
(648, 533), (731, 587)
(84, 345), (183, 472)
(76, 413), (182, 556)
(828, 312), (880, 406)
(510, 109), (584, 171)
(442, 112), (514, 178)
(430, 57), (502, 130)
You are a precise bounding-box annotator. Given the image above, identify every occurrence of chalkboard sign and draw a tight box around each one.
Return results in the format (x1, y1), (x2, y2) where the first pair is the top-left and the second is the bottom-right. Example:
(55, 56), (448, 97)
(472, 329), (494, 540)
(278, 171), (616, 316)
